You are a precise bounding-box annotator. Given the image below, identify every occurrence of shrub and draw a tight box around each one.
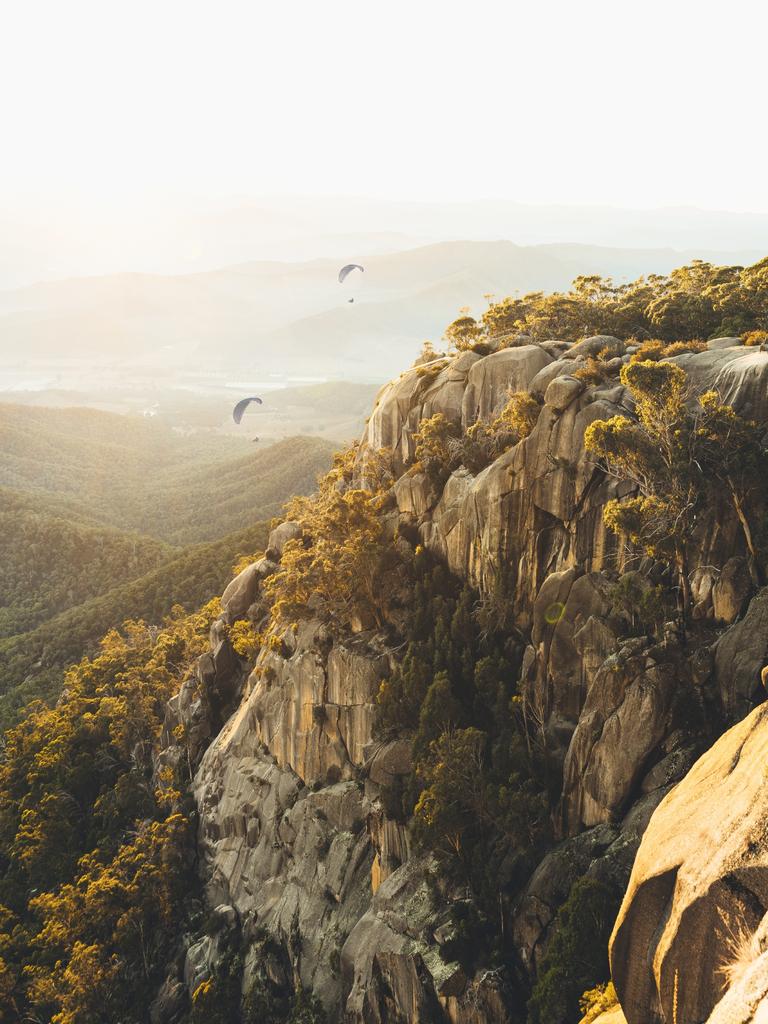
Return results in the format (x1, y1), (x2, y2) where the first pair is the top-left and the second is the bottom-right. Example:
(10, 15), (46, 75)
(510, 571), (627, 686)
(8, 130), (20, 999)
(229, 618), (261, 659)
(661, 339), (706, 357)
(413, 413), (462, 482)
(579, 981), (618, 1024)
(527, 877), (619, 1024)
(574, 357), (615, 386)
(629, 339), (665, 363)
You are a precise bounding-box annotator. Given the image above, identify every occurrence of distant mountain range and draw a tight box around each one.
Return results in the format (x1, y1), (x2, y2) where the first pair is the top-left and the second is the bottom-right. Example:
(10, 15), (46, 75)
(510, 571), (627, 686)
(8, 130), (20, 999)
(2, 238), (766, 380)
(3, 196), (768, 287)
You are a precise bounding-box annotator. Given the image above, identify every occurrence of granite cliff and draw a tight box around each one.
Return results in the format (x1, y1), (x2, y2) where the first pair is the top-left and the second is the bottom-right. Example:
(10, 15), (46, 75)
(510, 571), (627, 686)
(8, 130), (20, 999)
(152, 335), (768, 1023)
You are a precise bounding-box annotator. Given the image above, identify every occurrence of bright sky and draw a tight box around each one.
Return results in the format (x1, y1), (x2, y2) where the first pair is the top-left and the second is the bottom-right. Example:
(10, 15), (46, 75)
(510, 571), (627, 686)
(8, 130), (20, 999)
(2, 0), (767, 213)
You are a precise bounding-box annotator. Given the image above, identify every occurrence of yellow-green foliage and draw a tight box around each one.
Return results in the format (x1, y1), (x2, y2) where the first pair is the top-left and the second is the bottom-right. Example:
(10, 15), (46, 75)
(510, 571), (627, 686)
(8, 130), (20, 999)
(443, 313), (484, 351)
(0, 601), (219, 1023)
(579, 982), (618, 1023)
(743, 329), (768, 346)
(493, 391), (542, 440)
(661, 339), (707, 357)
(265, 446), (400, 634)
(574, 357), (615, 386)
(629, 338), (706, 363)
(413, 413), (461, 479)
(457, 256), (768, 348)
(586, 360), (767, 614)
(229, 618), (262, 659)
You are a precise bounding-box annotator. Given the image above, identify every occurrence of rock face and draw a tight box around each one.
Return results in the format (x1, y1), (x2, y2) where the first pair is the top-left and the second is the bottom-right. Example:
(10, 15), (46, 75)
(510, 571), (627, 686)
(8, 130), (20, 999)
(190, 592), (502, 1018)
(154, 341), (768, 1023)
(611, 702), (768, 1024)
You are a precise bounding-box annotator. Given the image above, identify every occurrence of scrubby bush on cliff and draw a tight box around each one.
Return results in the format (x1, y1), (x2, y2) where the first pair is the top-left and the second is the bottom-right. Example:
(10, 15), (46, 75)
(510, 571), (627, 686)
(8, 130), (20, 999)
(444, 311), (485, 352)
(414, 392), (543, 479)
(453, 257), (768, 348)
(265, 446), (402, 634)
(743, 329), (768, 346)
(578, 981), (618, 1024)
(586, 360), (767, 616)
(573, 356), (617, 386)
(585, 360), (699, 615)
(413, 412), (463, 483)
(527, 876), (619, 1024)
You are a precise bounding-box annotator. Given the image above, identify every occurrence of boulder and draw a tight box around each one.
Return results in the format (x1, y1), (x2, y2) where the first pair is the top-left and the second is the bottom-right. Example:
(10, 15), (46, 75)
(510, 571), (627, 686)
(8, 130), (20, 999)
(393, 471), (438, 518)
(461, 346), (552, 427)
(706, 336), (744, 350)
(266, 520), (302, 559)
(220, 557), (277, 622)
(527, 570), (619, 751)
(563, 336), (624, 360)
(529, 358), (587, 397)
(714, 587), (768, 720)
(712, 556), (752, 624)
(672, 347), (768, 422)
(560, 639), (690, 834)
(610, 702), (768, 1024)
(544, 375), (585, 413)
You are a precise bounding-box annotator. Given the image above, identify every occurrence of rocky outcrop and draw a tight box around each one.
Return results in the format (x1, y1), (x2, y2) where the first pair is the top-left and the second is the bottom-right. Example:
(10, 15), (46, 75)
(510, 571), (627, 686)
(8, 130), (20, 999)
(610, 702), (768, 1024)
(673, 346), (768, 421)
(715, 587), (768, 722)
(154, 339), (768, 1023)
(559, 636), (701, 835)
(188, 528), (507, 1020)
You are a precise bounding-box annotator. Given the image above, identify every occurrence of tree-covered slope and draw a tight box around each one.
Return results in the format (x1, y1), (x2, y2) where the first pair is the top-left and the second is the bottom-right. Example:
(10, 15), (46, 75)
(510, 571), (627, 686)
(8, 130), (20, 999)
(0, 519), (270, 729)
(0, 489), (172, 637)
(0, 404), (335, 543)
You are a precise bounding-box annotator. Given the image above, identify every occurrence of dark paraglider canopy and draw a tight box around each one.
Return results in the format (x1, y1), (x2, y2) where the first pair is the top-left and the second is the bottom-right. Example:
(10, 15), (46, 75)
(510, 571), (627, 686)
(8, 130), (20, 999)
(338, 263), (364, 284)
(232, 396), (263, 424)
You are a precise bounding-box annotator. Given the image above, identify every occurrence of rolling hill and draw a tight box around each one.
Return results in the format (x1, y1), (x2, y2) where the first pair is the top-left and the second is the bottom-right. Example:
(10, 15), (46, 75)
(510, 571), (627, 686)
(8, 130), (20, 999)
(0, 403), (336, 541)
(0, 518), (272, 729)
(0, 404), (337, 726)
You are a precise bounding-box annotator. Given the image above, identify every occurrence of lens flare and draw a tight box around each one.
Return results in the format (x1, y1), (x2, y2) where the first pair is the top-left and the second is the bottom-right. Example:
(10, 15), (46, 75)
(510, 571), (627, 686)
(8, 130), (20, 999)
(544, 601), (566, 625)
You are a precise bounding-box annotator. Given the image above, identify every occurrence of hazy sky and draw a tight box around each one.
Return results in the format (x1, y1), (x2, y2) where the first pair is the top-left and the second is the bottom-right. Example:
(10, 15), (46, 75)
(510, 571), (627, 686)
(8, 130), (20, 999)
(2, 0), (767, 213)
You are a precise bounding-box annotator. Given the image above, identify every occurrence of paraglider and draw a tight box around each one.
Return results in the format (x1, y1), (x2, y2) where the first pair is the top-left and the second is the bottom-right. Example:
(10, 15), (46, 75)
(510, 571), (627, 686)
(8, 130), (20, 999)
(232, 396), (263, 424)
(338, 263), (364, 284)
(348, 298), (354, 303)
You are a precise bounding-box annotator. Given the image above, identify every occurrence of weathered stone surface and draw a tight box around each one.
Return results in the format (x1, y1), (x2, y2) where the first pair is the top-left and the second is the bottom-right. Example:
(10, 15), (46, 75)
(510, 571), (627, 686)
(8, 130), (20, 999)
(706, 336), (744, 350)
(394, 470), (438, 517)
(544, 374), (585, 412)
(712, 556), (752, 624)
(362, 354), (479, 473)
(150, 973), (187, 1024)
(513, 823), (620, 973)
(529, 357), (587, 396)
(610, 702), (768, 1024)
(673, 347), (768, 421)
(559, 639), (691, 834)
(527, 570), (619, 752)
(461, 345), (552, 427)
(221, 560), (267, 621)
(715, 587), (768, 721)
(563, 335), (624, 360)
(168, 343), (768, 1024)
